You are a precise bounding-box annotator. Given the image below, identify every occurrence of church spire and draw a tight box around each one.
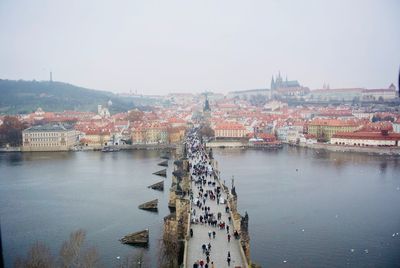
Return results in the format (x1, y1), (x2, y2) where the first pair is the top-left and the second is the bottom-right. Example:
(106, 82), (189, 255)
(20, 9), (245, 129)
(270, 76), (275, 90)
(203, 96), (210, 112)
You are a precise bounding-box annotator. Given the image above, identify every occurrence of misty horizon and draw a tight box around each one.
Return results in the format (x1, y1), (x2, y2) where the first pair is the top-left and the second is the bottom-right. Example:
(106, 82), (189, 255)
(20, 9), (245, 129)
(1, 0), (399, 95)
(0, 76), (397, 97)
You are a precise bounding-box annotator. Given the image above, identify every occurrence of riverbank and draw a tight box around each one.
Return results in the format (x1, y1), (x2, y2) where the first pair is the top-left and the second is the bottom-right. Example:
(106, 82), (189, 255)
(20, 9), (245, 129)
(206, 140), (400, 156)
(0, 147), (21, 152)
(296, 142), (400, 155)
(0, 144), (176, 153)
(4, 141), (399, 156)
(206, 140), (245, 148)
(78, 144), (177, 151)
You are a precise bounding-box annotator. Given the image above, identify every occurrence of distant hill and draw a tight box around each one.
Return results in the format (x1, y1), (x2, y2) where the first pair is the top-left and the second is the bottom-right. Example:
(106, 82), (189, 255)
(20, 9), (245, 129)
(0, 79), (142, 114)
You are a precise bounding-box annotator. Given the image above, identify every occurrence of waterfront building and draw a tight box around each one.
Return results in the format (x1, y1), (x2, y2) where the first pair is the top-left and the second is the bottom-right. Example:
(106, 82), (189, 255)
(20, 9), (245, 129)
(299, 134), (317, 145)
(146, 123), (168, 144)
(307, 119), (360, 141)
(214, 122), (247, 139)
(22, 124), (78, 151)
(131, 123), (168, 144)
(81, 129), (111, 147)
(131, 126), (146, 144)
(276, 125), (290, 141)
(276, 124), (304, 143)
(331, 130), (400, 147)
(167, 126), (186, 144)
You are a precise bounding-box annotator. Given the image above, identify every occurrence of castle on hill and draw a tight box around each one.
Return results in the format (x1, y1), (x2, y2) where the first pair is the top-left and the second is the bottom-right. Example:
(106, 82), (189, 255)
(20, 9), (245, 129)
(270, 72), (300, 90)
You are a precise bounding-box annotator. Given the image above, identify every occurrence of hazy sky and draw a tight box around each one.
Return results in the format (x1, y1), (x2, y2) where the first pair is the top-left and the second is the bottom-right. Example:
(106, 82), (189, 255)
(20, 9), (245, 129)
(0, 0), (399, 95)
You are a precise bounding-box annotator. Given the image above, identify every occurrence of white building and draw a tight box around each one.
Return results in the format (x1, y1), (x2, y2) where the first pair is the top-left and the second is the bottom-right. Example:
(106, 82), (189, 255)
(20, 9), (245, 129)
(97, 105), (110, 118)
(263, 100), (288, 111)
(276, 125), (304, 143)
(362, 84), (397, 101)
(330, 131), (400, 147)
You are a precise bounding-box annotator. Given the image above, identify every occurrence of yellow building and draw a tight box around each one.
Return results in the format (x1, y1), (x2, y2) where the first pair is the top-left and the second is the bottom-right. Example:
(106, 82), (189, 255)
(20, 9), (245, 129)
(214, 122), (246, 139)
(131, 123), (169, 144)
(146, 123), (168, 144)
(22, 124), (78, 151)
(307, 119), (360, 141)
(168, 126), (186, 144)
(131, 127), (146, 144)
(81, 131), (111, 147)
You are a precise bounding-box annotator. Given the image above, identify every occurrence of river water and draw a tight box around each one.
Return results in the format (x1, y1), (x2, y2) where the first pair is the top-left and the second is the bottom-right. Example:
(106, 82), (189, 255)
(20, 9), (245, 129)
(0, 147), (400, 267)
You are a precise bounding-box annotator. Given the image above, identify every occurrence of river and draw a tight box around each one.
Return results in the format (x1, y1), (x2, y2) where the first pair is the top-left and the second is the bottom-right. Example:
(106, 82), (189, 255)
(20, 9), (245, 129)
(0, 147), (400, 267)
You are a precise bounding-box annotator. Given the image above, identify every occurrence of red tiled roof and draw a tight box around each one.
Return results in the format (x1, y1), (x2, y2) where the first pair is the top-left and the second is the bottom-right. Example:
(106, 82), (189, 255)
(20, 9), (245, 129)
(333, 131), (400, 141)
(168, 117), (186, 123)
(214, 122), (246, 130)
(304, 134), (316, 139)
(308, 119), (359, 127)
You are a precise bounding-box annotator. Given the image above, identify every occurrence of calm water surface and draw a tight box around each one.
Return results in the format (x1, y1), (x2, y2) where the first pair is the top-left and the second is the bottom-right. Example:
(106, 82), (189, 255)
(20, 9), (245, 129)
(0, 150), (172, 268)
(214, 147), (400, 267)
(1, 147), (400, 267)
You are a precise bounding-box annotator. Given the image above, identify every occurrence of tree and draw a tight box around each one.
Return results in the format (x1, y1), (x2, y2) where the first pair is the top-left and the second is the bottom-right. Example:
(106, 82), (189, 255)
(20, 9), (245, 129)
(159, 234), (180, 268)
(199, 125), (215, 139)
(127, 110), (144, 123)
(59, 229), (99, 268)
(15, 230), (99, 268)
(249, 94), (267, 107)
(0, 116), (27, 147)
(120, 250), (148, 268)
(15, 242), (54, 268)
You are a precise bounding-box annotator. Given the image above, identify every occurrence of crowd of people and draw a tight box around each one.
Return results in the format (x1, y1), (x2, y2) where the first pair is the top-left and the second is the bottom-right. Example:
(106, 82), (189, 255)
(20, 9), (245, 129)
(186, 130), (241, 267)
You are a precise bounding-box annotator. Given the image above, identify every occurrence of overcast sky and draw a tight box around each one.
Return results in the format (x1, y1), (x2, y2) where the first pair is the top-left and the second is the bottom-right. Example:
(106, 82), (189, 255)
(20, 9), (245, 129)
(0, 0), (399, 95)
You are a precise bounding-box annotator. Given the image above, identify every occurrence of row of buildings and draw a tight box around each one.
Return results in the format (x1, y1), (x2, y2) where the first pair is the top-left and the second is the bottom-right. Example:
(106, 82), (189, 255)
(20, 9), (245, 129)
(20, 106), (188, 151)
(3, 78), (399, 152)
